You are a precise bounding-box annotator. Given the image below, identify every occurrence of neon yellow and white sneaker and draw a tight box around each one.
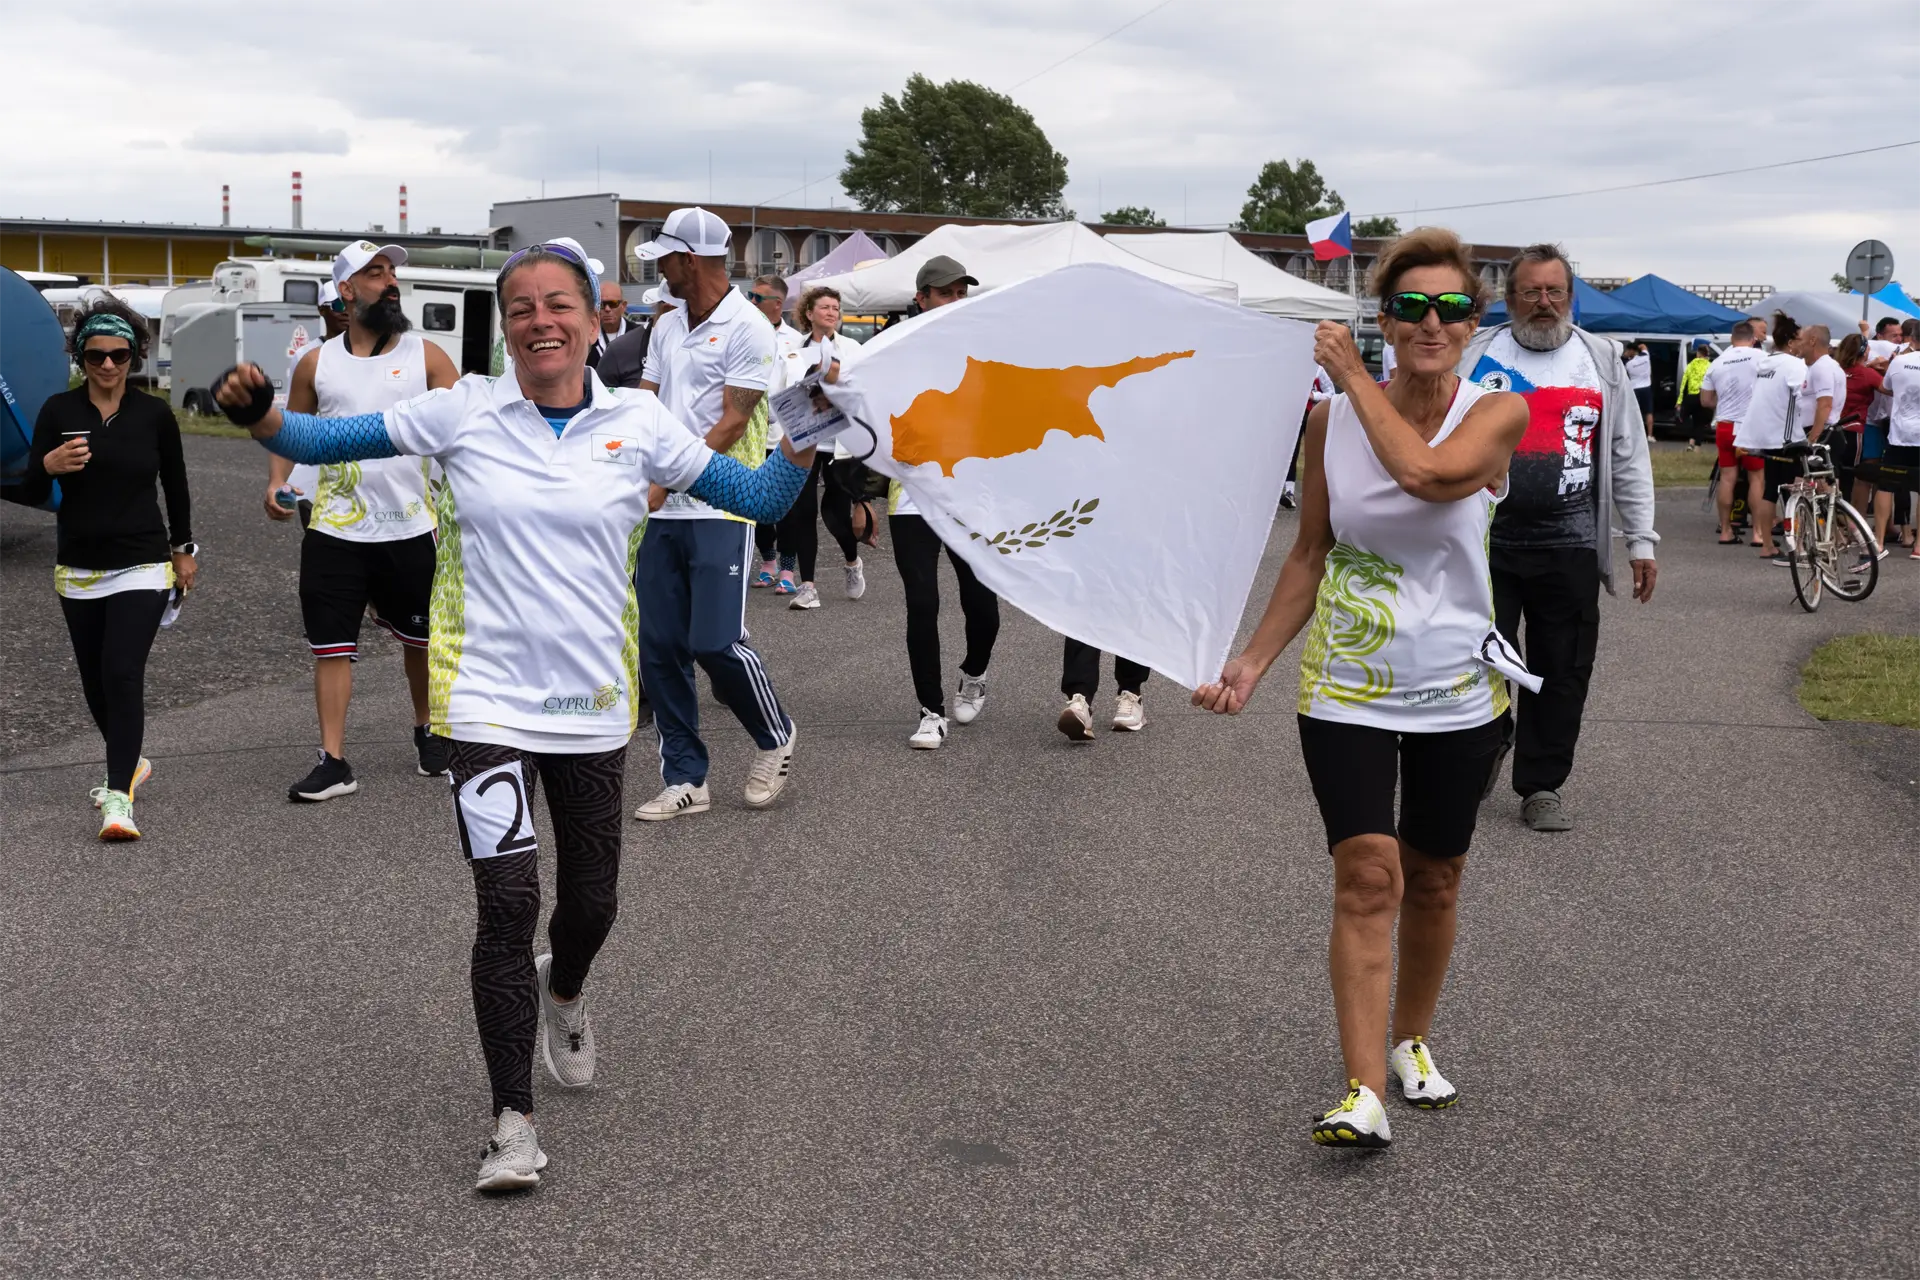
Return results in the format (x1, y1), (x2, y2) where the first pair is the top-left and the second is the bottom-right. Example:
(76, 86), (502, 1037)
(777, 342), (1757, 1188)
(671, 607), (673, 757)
(1310, 1079), (1391, 1148)
(94, 757), (151, 807)
(1388, 1036), (1459, 1110)
(91, 788), (141, 841)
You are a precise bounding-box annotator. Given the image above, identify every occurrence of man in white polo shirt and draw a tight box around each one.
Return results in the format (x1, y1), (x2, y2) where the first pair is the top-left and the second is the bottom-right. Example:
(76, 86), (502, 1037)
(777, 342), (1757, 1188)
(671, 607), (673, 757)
(1700, 320), (1764, 544)
(632, 208), (793, 819)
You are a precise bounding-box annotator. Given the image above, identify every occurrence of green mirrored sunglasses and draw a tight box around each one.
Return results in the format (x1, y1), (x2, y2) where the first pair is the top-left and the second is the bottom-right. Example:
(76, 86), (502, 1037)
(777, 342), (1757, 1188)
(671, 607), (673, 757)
(1383, 291), (1476, 324)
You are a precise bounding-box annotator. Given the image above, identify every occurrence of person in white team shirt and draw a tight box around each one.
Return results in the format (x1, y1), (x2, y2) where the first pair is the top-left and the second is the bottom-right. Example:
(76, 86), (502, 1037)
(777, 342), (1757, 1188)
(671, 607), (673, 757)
(1736, 311), (1819, 564)
(1195, 228), (1528, 1150)
(1624, 341), (1654, 439)
(1869, 324), (1920, 559)
(213, 237), (813, 1192)
(634, 208), (797, 819)
(768, 285), (867, 610)
(1700, 320), (1765, 544)
(275, 243), (459, 801)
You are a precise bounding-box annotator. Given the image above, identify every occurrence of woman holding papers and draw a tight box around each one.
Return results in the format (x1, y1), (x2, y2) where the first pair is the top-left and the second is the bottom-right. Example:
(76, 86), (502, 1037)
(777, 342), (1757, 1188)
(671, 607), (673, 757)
(770, 285), (867, 609)
(1194, 228), (1528, 1150)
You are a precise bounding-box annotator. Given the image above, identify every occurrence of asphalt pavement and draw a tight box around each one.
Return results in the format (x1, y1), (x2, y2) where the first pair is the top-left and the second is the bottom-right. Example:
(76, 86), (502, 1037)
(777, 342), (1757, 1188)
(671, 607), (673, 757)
(2, 435), (1916, 1278)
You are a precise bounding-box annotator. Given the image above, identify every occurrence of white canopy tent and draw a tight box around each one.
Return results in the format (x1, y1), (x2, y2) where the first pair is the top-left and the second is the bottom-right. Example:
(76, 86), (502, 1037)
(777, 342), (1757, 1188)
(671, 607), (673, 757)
(1106, 231), (1354, 321)
(1746, 290), (1909, 333)
(806, 222), (1238, 311)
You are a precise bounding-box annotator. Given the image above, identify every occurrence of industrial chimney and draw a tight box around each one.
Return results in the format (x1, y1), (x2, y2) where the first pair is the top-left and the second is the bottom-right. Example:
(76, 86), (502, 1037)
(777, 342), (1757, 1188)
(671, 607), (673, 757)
(291, 170), (303, 230)
(399, 184), (409, 233)
(221, 184), (230, 227)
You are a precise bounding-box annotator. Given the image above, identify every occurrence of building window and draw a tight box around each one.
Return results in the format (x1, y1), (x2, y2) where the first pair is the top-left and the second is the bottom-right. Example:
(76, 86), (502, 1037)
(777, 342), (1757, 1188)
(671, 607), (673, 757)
(1285, 252), (1315, 280)
(283, 279), (319, 304)
(422, 303), (456, 331)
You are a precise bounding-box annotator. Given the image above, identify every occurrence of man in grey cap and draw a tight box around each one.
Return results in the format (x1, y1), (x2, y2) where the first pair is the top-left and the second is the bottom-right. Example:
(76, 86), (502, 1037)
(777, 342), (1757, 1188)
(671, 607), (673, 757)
(912, 255), (977, 314)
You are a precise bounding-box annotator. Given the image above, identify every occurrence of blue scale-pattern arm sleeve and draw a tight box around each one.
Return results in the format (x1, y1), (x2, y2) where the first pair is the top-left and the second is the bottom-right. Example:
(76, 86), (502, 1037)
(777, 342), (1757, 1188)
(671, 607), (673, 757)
(261, 411), (400, 464)
(686, 450), (810, 523)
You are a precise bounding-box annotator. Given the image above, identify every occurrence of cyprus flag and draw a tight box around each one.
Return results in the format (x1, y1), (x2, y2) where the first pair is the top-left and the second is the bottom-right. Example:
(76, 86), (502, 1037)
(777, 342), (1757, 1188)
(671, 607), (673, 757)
(822, 264), (1319, 689)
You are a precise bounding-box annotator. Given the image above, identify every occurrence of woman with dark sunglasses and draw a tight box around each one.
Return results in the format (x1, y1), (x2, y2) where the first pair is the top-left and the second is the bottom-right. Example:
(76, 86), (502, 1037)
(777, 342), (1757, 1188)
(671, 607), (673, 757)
(21, 298), (197, 841)
(211, 236), (814, 1193)
(1194, 227), (1528, 1150)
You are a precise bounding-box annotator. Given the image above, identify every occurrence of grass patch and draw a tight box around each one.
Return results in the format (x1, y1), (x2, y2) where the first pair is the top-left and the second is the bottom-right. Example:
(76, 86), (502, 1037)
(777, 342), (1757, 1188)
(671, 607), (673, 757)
(178, 412), (250, 439)
(1647, 443), (1714, 489)
(1798, 633), (1920, 729)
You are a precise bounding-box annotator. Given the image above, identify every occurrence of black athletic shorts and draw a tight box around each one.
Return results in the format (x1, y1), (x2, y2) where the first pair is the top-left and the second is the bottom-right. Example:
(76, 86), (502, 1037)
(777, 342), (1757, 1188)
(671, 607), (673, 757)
(1760, 446), (1808, 501)
(1297, 713), (1505, 859)
(299, 528), (435, 659)
(1864, 443), (1920, 490)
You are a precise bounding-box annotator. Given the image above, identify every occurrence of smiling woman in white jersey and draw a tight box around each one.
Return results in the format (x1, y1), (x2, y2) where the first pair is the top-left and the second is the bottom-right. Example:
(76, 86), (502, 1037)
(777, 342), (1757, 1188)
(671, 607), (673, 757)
(1195, 228), (1529, 1151)
(213, 237), (815, 1194)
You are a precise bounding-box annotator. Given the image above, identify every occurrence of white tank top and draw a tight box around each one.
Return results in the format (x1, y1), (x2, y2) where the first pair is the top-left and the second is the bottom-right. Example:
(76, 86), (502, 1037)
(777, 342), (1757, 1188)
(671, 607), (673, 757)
(310, 331), (435, 542)
(1299, 379), (1529, 732)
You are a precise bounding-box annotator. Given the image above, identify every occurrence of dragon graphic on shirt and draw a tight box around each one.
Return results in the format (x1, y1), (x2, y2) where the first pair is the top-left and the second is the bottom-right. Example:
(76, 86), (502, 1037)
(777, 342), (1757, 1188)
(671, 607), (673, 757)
(312, 461), (369, 530)
(1298, 541), (1404, 711)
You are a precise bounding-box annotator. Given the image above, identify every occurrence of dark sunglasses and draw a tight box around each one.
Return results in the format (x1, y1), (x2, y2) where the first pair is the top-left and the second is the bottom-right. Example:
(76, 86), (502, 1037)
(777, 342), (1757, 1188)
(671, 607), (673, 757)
(598, 299), (625, 309)
(1383, 291), (1476, 324)
(81, 347), (134, 367)
(747, 291), (784, 305)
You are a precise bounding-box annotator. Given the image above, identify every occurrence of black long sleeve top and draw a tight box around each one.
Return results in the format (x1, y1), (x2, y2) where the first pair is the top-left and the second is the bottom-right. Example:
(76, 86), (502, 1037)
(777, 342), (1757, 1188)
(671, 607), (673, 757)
(22, 386), (193, 570)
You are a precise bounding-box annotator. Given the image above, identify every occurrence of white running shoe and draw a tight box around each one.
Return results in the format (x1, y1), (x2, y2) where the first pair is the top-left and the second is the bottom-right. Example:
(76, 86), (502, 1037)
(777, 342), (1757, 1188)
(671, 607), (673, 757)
(1057, 694), (1094, 742)
(1310, 1080), (1392, 1148)
(1388, 1036), (1458, 1109)
(633, 781), (710, 822)
(96, 757), (152, 806)
(475, 1108), (548, 1191)
(788, 582), (821, 610)
(844, 558), (866, 600)
(909, 708), (949, 749)
(1112, 690), (1145, 732)
(535, 953), (596, 1088)
(951, 673), (988, 725)
(744, 723), (796, 808)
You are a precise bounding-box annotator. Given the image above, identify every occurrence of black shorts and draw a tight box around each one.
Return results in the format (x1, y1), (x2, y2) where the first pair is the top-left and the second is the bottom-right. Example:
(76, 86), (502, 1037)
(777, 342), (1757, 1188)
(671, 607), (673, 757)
(299, 528), (435, 659)
(1632, 385), (1653, 417)
(1297, 713), (1505, 859)
(1864, 444), (1920, 490)
(1761, 447), (1807, 500)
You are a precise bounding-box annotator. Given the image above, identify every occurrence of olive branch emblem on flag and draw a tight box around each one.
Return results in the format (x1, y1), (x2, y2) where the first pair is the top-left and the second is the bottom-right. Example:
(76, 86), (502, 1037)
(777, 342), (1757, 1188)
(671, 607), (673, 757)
(969, 498), (1098, 554)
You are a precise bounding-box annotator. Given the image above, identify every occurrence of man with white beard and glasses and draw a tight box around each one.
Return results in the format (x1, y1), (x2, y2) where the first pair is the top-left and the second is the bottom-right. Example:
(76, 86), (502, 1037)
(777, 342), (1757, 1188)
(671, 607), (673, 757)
(1459, 244), (1658, 833)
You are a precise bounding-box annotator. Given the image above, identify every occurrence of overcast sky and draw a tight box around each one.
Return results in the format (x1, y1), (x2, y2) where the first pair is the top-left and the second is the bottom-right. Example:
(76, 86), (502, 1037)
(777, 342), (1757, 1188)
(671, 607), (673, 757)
(7, 0), (1916, 290)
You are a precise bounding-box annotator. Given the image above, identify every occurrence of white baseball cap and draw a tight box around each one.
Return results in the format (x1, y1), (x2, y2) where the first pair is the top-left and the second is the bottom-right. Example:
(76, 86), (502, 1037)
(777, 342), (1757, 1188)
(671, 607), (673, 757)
(319, 280), (339, 307)
(640, 285), (679, 308)
(634, 208), (731, 260)
(331, 240), (408, 286)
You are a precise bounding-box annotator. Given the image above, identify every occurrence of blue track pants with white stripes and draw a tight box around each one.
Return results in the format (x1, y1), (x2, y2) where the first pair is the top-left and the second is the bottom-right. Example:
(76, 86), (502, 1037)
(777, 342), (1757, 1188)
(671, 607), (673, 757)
(637, 519), (792, 785)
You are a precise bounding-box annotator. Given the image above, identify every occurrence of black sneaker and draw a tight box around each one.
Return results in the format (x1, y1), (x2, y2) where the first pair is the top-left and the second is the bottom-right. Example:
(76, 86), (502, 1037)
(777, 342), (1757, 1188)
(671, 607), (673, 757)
(289, 751), (358, 802)
(414, 725), (451, 777)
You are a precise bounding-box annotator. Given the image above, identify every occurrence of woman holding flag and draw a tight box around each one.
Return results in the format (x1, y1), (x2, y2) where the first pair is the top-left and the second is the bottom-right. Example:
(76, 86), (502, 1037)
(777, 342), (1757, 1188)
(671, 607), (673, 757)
(1194, 228), (1528, 1150)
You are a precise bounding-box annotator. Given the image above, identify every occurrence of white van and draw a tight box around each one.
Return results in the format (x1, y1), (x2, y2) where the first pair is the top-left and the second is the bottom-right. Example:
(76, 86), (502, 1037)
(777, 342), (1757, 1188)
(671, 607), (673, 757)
(203, 257), (501, 375)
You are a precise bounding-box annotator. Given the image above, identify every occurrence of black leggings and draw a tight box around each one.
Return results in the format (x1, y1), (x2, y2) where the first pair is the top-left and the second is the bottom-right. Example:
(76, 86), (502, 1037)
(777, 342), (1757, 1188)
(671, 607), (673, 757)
(890, 512), (998, 716)
(59, 589), (167, 792)
(450, 739), (626, 1116)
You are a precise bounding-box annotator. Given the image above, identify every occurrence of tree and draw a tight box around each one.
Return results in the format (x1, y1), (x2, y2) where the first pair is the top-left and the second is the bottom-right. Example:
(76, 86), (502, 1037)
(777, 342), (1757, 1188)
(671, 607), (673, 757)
(1101, 206), (1165, 227)
(1831, 273), (1852, 293)
(1234, 158), (1343, 235)
(1355, 215), (1400, 239)
(841, 75), (1072, 220)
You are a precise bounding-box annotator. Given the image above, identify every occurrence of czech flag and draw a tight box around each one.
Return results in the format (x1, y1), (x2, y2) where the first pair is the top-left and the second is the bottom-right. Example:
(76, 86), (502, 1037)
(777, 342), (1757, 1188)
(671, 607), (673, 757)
(1305, 211), (1352, 262)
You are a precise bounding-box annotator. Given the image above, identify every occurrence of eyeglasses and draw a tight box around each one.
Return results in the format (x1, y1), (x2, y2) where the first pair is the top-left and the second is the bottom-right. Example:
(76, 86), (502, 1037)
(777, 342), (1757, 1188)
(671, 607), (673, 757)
(598, 299), (625, 310)
(747, 292), (785, 305)
(81, 347), (134, 367)
(1516, 288), (1570, 304)
(1383, 291), (1477, 325)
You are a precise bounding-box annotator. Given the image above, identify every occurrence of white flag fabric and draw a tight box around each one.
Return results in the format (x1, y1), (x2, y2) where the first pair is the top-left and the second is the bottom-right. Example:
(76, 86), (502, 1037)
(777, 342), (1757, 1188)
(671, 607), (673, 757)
(821, 264), (1318, 689)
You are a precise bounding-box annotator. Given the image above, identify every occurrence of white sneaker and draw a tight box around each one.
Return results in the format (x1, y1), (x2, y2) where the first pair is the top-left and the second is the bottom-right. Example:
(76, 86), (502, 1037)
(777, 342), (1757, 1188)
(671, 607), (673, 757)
(844, 558), (866, 600)
(1388, 1036), (1458, 1109)
(744, 723), (796, 808)
(1112, 690), (1145, 732)
(788, 582), (821, 610)
(633, 781), (710, 822)
(535, 953), (596, 1089)
(1310, 1080), (1392, 1148)
(1057, 694), (1094, 743)
(909, 708), (948, 749)
(475, 1108), (548, 1191)
(951, 673), (988, 725)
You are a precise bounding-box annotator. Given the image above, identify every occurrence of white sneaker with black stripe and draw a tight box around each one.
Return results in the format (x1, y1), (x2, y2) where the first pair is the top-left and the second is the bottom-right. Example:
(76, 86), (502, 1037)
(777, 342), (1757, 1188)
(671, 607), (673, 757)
(1388, 1036), (1459, 1109)
(744, 722), (796, 808)
(634, 781), (710, 822)
(909, 708), (948, 749)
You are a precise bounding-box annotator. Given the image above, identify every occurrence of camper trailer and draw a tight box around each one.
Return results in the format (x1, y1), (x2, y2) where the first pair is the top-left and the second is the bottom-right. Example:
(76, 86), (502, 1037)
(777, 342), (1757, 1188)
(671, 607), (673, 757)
(201, 256), (501, 375)
(156, 283), (214, 389)
(167, 302), (314, 414)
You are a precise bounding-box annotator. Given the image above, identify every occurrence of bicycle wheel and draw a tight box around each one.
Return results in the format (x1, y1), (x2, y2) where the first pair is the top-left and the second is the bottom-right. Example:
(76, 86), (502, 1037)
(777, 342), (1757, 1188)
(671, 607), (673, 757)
(1784, 492), (1822, 612)
(1822, 497), (1879, 602)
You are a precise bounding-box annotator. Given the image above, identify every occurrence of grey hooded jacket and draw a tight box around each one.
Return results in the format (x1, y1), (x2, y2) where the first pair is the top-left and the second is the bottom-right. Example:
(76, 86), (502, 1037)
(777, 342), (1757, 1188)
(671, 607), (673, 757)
(1458, 324), (1660, 596)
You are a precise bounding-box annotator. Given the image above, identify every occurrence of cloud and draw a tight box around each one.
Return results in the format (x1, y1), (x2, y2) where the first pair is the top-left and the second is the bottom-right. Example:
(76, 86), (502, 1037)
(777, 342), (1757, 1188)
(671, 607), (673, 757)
(186, 127), (351, 156)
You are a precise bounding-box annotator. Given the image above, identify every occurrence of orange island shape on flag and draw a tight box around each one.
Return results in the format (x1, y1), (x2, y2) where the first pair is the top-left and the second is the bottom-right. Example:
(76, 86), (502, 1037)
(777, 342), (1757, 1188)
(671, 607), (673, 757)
(889, 350), (1195, 477)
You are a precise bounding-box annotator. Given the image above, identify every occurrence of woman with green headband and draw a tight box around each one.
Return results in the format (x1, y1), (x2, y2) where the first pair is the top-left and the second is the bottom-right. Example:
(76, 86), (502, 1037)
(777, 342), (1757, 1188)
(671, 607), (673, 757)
(21, 297), (197, 842)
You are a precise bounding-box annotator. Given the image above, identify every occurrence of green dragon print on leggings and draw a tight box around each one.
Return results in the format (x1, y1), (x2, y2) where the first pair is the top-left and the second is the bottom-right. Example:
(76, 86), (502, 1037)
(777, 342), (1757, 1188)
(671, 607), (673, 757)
(1298, 541), (1404, 712)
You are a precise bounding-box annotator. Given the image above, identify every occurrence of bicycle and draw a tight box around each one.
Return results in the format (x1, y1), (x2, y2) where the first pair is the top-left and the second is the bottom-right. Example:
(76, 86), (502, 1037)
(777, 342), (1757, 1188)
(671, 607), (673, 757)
(1777, 440), (1878, 612)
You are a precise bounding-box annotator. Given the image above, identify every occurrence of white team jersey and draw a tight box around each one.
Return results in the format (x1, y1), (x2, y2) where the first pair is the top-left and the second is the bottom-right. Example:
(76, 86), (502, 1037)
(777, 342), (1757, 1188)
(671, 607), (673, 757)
(311, 332), (436, 542)
(1739, 352), (1808, 451)
(1800, 354), (1844, 433)
(1299, 379), (1514, 732)
(642, 287), (775, 521)
(380, 372), (714, 749)
(1700, 346), (1763, 427)
(1867, 339), (1898, 422)
(1886, 350), (1920, 448)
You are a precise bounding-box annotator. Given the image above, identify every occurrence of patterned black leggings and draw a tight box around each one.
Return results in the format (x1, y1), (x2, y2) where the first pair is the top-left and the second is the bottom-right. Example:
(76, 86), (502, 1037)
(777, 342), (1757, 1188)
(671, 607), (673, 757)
(448, 739), (627, 1116)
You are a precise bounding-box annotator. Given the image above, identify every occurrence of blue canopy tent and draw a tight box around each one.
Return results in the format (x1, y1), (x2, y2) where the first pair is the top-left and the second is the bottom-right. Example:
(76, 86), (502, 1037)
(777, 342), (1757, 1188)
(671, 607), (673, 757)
(1481, 277), (1656, 331)
(1, 266), (69, 509)
(1602, 274), (1746, 334)
(1853, 282), (1920, 318)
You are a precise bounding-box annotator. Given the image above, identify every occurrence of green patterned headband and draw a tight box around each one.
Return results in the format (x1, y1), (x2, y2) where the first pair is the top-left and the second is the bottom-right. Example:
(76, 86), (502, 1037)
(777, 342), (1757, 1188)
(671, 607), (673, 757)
(74, 313), (138, 348)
